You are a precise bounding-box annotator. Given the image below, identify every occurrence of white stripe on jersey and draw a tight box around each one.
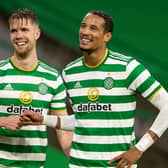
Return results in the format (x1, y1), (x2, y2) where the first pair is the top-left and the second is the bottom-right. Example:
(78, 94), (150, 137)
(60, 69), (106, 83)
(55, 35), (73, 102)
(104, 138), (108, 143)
(106, 57), (127, 65)
(0, 90), (53, 101)
(0, 105), (49, 115)
(69, 164), (137, 168)
(0, 63), (13, 70)
(51, 102), (66, 108)
(68, 87), (133, 97)
(75, 119), (134, 128)
(53, 90), (66, 100)
(0, 136), (47, 146)
(37, 66), (58, 77)
(65, 61), (83, 71)
(126, 60), (139, 76)
(73, 134), (134, 144)
(65, 71), (126, 82)
(0, 165), (20, 168)
(70, 149), (124, 160)
(0, 75), (59, 88)
(142, 81), (160, 98)
(73, 102), (136, 112)
(20, 125), (46, 131)
(0, 151), (45, 161)
(0, 166), (44, 168)
(128, 69), (150, 90)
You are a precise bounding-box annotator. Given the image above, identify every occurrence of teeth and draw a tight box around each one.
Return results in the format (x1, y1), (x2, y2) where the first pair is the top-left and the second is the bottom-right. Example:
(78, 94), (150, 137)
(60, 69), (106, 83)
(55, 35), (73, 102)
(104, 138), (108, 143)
(16, 42), (26, 46)
(82, 39), (90, 42)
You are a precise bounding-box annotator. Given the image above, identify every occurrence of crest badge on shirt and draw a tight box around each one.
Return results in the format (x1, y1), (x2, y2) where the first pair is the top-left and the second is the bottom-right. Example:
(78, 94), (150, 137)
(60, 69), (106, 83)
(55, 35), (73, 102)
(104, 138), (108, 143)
(104, 77), (115, 90)
(38, 82), (48, 95)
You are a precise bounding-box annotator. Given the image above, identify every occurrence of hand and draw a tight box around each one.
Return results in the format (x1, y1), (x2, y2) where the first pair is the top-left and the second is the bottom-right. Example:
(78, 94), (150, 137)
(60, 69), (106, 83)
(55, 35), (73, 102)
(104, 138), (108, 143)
(21, 110), (43, 125)
(108, 146), (143, 168)
(1, 115), (22, 131)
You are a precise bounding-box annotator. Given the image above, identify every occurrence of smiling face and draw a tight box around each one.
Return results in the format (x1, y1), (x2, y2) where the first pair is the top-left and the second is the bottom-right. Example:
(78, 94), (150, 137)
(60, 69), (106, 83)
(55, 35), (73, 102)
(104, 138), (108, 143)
(79, 13), (111, 52)
(9, 18), (40, 57)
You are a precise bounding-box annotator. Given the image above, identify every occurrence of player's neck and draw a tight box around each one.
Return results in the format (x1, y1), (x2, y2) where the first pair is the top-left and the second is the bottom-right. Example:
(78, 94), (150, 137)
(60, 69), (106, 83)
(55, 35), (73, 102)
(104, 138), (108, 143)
(83, 47), (107, 67)
(12, 51), (38, 71)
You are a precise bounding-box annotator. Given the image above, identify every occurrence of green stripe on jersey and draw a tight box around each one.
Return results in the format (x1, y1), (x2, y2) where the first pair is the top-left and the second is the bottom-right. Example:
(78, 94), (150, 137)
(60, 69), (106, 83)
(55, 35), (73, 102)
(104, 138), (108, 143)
(66, 79), (126, 89)
(126, 63), (145, 88)
(71, 95), (136, 104)
(146, 85), (162, 99)
(0, 68), (58, 80)
(0, 128), (46, 138)
(75, 127), (133, 136)
(72, 142), (130, 152)
(0, 143), (46, 153)
(0, 98), (50, 107)
(136, 76), (155, 93)
(0, 158), (44, 168)
(65, 64), (126, 75)
(0, 83), (54, 93)
(75, 111), (135, 120)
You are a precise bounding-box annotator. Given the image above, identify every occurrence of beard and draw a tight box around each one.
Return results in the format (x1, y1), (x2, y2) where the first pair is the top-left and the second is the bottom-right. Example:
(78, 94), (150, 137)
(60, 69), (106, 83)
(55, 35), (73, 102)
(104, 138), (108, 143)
(15, 48), (29, 58)
(80, 47), (94, 53)
(14, 43), (33, 58)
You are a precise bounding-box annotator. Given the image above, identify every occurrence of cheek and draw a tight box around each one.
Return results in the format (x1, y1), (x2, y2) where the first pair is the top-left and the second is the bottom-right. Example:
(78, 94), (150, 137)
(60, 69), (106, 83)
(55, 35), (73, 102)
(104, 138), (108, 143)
(10, 34), (14, 41)
(95, 36), (104, 44)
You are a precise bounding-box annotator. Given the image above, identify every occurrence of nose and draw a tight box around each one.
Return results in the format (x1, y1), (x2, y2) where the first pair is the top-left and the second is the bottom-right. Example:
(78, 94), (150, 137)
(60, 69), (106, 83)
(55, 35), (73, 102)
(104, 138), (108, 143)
(15, 30), (24, 39)
(80, 27), (90, 35)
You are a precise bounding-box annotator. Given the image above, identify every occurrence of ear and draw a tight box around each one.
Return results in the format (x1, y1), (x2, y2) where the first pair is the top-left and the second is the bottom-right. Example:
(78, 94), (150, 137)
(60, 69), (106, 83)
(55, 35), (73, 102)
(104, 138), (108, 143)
(104, 32), (112, 43)
(35, 28), (41, 40)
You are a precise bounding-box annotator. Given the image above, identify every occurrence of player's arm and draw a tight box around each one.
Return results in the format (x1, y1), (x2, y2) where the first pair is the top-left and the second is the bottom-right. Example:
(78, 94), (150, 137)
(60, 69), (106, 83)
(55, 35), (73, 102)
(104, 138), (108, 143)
(21, 110), (74, 157)
(108, 59), (168, 167)
(0, 115), (22, 131)
(50, 109), (74, 157)
(21, 110), (75, 130)
(108, 88), (168, 167)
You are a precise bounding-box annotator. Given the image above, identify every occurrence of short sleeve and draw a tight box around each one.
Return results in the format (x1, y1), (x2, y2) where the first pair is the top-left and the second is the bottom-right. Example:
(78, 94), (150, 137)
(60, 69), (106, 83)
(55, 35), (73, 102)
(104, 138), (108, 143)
(126, 59), (162, 100)
(50, 74), (67, 111)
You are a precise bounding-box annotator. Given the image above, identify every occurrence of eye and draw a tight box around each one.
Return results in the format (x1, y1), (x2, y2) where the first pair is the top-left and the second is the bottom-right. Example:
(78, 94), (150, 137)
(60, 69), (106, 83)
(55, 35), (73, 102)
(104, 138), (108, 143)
(90, 25), (98, 31)
(80, 23), (86, 28)
(10, 29), (17, 33)
(21, 28), (28, 32)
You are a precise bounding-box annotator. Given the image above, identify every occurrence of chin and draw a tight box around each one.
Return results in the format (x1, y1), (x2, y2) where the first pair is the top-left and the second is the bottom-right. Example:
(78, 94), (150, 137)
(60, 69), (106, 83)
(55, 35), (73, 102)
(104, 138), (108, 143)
(16, 51), (28, 57)
(80, 47), (93, 52)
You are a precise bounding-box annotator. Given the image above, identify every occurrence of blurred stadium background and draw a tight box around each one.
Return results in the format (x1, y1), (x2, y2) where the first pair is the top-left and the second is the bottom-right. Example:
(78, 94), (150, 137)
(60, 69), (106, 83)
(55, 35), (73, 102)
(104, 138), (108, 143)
(0, 0), (168, 167)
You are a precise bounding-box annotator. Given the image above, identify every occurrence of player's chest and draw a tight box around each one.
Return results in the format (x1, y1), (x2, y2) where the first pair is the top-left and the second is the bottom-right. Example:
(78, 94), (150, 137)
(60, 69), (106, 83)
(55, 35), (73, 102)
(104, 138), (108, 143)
(66, 71), (128, 100)
(0, 74), (53, 104)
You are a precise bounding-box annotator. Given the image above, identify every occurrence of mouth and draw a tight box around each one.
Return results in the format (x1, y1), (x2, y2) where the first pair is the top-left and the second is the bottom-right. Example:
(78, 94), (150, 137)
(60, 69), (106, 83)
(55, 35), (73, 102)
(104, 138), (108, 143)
(80, 37), (92, 45)
(15, 41), (27, 46)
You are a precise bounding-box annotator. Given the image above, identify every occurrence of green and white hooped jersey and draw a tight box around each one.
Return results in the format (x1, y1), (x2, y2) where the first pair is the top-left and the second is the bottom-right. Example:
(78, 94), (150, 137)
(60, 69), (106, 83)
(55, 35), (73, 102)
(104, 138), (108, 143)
(63, 49), (162, 168)
(0, 58), (66, 168)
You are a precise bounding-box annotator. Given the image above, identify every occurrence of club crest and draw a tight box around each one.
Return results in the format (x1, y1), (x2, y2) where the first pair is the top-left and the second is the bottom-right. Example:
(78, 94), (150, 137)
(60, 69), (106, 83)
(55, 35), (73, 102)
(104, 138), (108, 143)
(38, 82), (48, 95)
(104, 77), (114, 90)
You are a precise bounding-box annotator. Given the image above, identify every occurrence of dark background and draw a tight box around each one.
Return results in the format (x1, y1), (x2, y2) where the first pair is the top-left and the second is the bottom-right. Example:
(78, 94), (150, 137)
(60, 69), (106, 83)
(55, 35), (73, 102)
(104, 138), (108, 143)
(0, 0), (168, 167)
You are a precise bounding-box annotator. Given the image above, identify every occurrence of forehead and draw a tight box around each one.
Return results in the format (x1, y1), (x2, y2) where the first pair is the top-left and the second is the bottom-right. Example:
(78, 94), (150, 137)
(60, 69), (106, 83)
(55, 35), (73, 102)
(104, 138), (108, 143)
(9, 18), (35, 29)
(82, 14), (105, 27)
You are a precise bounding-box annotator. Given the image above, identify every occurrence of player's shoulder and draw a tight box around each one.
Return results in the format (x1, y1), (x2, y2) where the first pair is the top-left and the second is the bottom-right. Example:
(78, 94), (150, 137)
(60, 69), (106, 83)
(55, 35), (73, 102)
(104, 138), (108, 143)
(63, 57), (83, 71)
(38, 61), (60, 76)
(108, 49), (133, 63)
(0, 58), (10, 68)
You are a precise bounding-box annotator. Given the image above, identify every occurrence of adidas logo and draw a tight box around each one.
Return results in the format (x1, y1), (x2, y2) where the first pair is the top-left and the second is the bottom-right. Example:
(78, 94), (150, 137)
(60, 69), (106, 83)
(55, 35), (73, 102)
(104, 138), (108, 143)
(4, 84), (13, 90)
(74, 81), (82, 89)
